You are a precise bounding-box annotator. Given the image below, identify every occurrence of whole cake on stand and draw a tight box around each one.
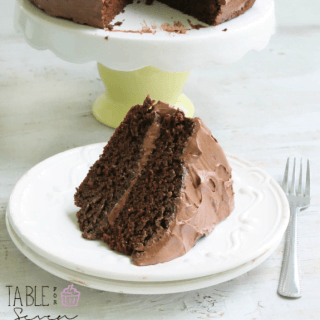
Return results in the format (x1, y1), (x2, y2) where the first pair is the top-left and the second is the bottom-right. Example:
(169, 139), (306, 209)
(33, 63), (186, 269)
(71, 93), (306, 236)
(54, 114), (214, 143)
(15, 0), (275, 127)
(27, 0), (257, 28)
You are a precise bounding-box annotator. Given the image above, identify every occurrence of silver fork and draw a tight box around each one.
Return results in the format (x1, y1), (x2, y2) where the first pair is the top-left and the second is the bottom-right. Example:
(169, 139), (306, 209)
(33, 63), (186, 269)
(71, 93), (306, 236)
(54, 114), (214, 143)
(278, 158), (310, 298)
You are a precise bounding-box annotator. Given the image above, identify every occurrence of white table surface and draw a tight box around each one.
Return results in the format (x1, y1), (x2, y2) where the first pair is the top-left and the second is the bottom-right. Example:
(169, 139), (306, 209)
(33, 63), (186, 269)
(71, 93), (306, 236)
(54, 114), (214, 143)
(1, 0), (319, 319)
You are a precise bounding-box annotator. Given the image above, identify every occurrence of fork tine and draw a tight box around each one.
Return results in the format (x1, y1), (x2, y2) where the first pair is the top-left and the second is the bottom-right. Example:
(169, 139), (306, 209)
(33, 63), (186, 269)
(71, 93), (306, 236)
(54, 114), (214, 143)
(297, 158), (303, 195)
(282, 158), (290, 193)
(305, 159), (310, 197)
(289, 158), (296, 195)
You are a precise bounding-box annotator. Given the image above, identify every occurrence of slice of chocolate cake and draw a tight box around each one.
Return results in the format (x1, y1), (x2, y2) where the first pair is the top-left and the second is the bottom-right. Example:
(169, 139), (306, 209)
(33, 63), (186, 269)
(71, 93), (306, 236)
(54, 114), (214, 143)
(29, 0), (256, 29)
(75, 95), (234, 266)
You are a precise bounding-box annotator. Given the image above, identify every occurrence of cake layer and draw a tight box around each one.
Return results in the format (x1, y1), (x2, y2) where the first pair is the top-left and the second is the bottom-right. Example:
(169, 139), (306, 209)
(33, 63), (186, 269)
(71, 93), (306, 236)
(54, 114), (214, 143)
(75, 97), (157, 239)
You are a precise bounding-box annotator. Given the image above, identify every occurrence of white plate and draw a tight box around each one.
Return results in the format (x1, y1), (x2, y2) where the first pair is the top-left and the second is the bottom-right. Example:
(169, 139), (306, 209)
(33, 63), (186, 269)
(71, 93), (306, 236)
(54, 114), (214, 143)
(8, 143), (289, 282)
(6, 213), (281, 294)
(15, 0), (275, 71)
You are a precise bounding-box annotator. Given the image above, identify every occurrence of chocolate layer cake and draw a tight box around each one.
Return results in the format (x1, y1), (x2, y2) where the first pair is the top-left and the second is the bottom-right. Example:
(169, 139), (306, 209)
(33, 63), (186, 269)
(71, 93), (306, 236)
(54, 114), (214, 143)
(74, 96), (234, 266)
(29, 0), (256, 29)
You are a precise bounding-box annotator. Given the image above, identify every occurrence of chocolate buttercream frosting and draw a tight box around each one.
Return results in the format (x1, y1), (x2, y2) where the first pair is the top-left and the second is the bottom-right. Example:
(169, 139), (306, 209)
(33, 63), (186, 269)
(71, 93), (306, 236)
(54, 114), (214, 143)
(29, 0), (104, 28)
(215, 0), (256, 25)
(132, 102), (234, 266)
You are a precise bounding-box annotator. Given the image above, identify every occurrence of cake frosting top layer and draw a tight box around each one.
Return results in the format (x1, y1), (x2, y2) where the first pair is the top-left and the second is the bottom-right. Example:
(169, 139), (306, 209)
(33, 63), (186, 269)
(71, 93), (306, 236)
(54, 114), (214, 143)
(133, 100), (234, 266)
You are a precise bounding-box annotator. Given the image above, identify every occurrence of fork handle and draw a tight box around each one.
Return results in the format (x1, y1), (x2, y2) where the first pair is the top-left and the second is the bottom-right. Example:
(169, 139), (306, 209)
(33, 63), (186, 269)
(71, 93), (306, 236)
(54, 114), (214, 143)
(278, 206), (301, 298)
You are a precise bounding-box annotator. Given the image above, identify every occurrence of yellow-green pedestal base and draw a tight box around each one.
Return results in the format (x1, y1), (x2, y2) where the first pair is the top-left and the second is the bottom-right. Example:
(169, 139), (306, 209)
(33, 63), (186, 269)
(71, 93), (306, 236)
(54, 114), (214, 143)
(93, 64), (194, 128)
(93, 93), (194, 128)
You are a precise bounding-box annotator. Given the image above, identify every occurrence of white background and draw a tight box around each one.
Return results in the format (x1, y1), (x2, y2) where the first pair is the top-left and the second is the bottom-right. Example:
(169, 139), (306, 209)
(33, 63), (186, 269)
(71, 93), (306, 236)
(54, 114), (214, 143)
(1, 0), (320, 319)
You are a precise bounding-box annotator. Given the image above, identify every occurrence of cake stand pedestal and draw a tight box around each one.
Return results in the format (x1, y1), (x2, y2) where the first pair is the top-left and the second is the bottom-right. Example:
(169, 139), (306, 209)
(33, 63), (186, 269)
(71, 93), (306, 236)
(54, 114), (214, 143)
(94, 65), (191, 127)
(14, 0), (275, 128)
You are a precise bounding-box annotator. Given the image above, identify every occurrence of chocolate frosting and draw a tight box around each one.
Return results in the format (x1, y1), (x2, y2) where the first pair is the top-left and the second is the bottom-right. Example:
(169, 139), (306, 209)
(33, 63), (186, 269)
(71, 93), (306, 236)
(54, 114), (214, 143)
(216, 0), (256, 25)
(132, 103), (234, 266)
(29, 0), (103, 28)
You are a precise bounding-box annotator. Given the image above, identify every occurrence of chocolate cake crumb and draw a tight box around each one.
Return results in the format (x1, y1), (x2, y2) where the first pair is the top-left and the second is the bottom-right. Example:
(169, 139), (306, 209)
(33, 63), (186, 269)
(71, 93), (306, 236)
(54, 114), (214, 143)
(105, 24), (114, 31)
(187, 19), (206, 30)
(107, 21), (156, 34)
(161, 22), (189, 34)
(222, 28), (227, 31)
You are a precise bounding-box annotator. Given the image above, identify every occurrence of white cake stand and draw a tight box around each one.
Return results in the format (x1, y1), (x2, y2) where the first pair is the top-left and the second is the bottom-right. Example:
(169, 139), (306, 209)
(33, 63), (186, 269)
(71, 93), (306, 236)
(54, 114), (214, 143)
(14, 0), (275, 127)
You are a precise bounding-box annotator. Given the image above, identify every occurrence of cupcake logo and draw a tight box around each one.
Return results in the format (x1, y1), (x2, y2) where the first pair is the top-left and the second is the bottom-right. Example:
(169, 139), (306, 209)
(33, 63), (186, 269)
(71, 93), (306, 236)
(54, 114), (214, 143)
(60, 285), (80, 307)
